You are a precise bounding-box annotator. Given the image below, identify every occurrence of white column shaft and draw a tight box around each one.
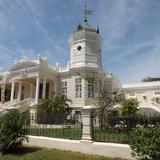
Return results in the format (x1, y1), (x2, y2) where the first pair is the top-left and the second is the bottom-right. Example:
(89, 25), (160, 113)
(11, 81), (15, 101)
(35, 76), (40, 103)
(1, 83), (5, 103)
(18, 81), (22, 101)
(42, 78), (46, 99)
(30, 84), (33, 98)
(54, 80), (57, 93)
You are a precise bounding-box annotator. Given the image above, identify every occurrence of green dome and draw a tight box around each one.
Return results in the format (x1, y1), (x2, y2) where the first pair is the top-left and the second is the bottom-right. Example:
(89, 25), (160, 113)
(76, 22), (99, 34)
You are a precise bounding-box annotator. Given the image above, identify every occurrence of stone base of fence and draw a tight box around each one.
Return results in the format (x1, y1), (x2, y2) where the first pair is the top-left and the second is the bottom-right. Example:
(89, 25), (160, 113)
(24, 135), (134, 160)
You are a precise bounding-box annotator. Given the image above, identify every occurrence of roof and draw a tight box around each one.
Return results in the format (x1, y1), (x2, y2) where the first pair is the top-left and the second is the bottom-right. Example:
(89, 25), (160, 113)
(122, 81), (160, 90)
(10, 60), (38, 71)
(76, 22), (99, 34)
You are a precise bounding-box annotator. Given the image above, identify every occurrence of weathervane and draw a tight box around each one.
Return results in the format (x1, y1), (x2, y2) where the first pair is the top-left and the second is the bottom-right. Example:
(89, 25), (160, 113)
(83, 1), (93, 23)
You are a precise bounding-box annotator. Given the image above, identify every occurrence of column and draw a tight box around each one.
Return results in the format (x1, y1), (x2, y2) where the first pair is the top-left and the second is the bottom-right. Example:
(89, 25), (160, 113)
(42, 78), (46, 99)
(54, 80), (57, 93)
(96, 77), (99, 97)
(18, 81), (22, 101)
(30, 84), (33, 98)
(10, 81), (15, 101)
(81, 105), (95, 142)
(35, 76), (40, 103)
(1, 83), (5, 103)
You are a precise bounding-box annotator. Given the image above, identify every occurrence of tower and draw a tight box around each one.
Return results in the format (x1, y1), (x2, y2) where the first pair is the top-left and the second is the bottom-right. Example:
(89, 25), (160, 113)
(69, 6), (102, 69)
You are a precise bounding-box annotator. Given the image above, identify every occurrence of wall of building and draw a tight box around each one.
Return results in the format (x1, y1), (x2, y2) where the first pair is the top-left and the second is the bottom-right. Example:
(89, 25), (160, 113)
(60, 69), (105, 110)
(61, 75), (86, 110)
(125, 88), (160, 108)
(121, 82), (160, 114)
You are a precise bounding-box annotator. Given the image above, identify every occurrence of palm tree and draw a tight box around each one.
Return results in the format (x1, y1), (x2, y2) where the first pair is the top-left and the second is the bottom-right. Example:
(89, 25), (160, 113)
(0, 110), (29, 151)
(37, 94), (72, 123)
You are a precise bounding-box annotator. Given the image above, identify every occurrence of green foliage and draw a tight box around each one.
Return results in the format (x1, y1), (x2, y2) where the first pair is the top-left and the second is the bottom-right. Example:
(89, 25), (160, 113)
(36, 94), (72, 116)
(0, 110), (29, 151)
(142, 76), (160, 82)
(105, 110), (120, 128)
(120, 99), (139, 116)
(129, 127), (160, 160)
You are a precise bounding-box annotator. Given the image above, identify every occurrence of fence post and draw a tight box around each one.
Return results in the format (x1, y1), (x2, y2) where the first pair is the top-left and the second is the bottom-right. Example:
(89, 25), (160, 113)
(81, 105), (95, 142)
(30, 108), (37, 126)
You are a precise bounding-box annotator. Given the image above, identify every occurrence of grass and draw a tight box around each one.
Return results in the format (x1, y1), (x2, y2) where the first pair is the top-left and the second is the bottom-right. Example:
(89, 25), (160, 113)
(0, 146), (126, 160)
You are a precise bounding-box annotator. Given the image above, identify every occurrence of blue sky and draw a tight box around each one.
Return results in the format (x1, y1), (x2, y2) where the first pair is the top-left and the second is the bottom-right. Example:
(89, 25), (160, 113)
(0, 0), (160, 83)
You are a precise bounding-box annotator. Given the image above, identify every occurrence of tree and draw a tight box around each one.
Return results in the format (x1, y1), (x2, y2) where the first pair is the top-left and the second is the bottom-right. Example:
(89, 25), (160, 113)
(142, 76), (160, 82)
(36, 94), (72, 124)
(106, 109), (120, 128)
(97, 90), (124, 129)
(120, 99), (139, 116)
(0, 110), (29, 152)
(120, 99), (139, 128)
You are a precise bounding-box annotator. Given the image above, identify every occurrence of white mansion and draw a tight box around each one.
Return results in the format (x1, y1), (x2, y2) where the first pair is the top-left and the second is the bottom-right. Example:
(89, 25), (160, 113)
(0, 16), (160, 116)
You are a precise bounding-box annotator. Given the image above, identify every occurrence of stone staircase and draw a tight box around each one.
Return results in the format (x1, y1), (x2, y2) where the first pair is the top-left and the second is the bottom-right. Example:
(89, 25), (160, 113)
(0, 98), (32, 117)
(151, 102), (160, 113)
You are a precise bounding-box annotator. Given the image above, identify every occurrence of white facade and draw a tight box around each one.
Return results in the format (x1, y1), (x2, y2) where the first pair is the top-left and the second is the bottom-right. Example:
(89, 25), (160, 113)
(0, 19), (121, 115)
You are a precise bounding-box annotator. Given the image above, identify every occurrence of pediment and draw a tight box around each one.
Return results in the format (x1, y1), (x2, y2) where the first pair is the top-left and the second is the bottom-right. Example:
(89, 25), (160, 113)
(10, 61), (38, 71)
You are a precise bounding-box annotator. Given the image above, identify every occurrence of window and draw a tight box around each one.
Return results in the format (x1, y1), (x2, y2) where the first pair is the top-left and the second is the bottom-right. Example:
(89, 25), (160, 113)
(75, 78), (81, 98)
(143, 96), (147, 102)
(62, 81), (67, 95)
(77, 46), (82, 51)
(88, 83), (94, 98)
(155, 91), (160, 95)
(129, 93), (135, 96)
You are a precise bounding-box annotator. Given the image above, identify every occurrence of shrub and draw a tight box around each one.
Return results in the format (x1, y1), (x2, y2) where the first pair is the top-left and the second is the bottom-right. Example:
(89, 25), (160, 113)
(129, 127), (160, 160)
(105, 110), (120, 128)
(0, 110), (29, 152)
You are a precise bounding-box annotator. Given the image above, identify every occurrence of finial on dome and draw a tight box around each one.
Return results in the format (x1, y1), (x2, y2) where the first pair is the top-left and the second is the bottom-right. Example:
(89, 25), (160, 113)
(83, 2), (93, 23)
(97, 26), (100, 34)
(37, 54), (41, 60)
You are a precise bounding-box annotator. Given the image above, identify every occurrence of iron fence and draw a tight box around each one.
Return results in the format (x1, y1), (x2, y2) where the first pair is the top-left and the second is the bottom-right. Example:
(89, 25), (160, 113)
(29, 114), (82, 140)
(93, 115), (160, 144)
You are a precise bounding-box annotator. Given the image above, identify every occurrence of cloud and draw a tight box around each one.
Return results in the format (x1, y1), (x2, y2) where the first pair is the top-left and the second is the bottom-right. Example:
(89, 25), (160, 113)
(0, 0), (159, 84)
(119, 44), (160, 83)
(92, 0), (160, 83)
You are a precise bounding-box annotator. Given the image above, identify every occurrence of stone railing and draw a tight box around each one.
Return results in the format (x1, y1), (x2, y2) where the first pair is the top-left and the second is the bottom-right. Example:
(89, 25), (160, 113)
(11, 98), (31, 109)
(48, 64), (70, 73)
(0, 98), (31, 116)
(151, 102), (160, 113)
(0, 100), (19, 117)
(59, 66), (70, 72)
(0, 99), (19, 109)
(48, 64), (59, 72)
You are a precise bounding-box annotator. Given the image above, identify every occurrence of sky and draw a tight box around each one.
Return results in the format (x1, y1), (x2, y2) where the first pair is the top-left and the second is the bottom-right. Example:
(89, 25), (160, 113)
(0, 0), (160, 83)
